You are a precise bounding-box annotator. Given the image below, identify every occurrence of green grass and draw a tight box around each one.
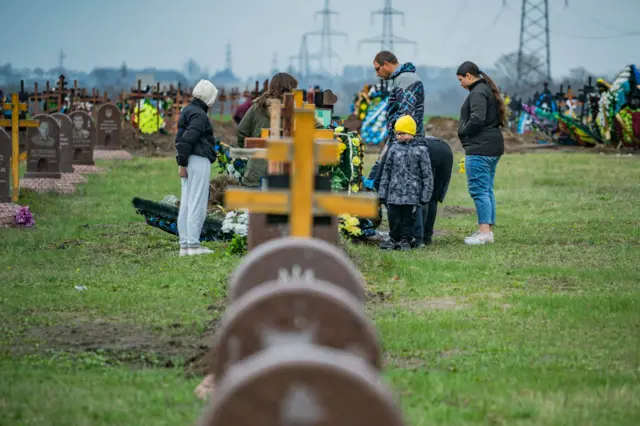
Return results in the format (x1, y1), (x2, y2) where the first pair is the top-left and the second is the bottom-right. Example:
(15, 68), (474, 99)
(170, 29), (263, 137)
(1, 152), (639, 425)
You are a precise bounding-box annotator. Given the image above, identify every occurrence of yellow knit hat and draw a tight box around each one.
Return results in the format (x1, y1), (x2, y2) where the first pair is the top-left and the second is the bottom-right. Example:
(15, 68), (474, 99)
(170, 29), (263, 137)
(394, 115), (417, 136)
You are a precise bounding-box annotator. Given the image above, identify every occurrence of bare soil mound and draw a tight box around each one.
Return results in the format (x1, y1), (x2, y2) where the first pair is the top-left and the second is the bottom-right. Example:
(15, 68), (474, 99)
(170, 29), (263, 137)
(212, 119), (238, 147)
(118, 119), (238, 158)
(426, 116), (541, 153)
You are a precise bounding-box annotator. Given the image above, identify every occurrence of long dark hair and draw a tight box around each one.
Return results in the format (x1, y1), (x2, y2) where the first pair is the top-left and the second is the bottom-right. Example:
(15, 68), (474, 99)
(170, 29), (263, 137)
(254, 72), (298, 110)
(456, 61), (507, 127)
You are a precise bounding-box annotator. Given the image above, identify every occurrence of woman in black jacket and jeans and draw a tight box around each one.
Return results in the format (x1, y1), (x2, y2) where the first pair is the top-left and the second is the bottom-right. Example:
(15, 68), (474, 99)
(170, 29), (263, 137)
(456, 61), (506, 245)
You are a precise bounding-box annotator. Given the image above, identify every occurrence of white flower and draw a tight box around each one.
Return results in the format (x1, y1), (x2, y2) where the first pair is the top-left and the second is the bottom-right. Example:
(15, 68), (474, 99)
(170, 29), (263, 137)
(226, 164), (234, 173)
(234, 223), (248, 236)
(234, 171), (241, 179)
(221, 222), (234, 233)
(225, 211), (237, 219)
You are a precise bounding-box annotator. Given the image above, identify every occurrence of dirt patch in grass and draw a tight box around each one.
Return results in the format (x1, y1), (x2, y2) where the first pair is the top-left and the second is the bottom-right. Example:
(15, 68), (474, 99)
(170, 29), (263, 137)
(20, 322), (211, 367)
(14, 300), (227, 377)
(526, 275), (581, 292)
(384, 354), (428, 370)
(442, 205), (475, 216)
(390, 293), (511, 312)
(400, 296), (471, 311)
(365, 288), (394, 304)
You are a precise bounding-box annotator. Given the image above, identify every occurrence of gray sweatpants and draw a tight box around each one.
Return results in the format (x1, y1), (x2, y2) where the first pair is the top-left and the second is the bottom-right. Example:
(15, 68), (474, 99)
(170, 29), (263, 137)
(178, 155), (211, 247)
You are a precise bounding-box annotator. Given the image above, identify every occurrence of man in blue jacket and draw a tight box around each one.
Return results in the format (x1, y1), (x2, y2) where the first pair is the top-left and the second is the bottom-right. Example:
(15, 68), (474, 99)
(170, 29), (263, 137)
(368, 51), (426, 248)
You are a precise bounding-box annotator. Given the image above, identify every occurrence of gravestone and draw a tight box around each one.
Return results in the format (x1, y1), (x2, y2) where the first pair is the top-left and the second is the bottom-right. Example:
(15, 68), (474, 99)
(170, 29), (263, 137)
(96, 103), (122, 150)
(0, 128), (10, 203)
(210, 279), (381, 380)
(201, 345), (405, 426)
(23, 114), (61, 179)
(229, 237), (366, 303)
(51, 113), (74, 173)
(68, 111), (95, 165)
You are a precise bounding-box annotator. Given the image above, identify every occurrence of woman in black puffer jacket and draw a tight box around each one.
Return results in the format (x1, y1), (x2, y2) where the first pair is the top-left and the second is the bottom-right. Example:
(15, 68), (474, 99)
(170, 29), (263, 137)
(456, 61), (506, 246)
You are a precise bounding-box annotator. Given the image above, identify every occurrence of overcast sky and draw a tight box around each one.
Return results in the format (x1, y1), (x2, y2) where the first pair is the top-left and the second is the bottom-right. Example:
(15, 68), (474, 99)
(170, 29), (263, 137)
(4, 0), (639, 78)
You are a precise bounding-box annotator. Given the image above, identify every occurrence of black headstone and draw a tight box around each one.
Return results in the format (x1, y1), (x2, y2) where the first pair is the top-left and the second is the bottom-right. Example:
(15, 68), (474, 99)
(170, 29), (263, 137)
(24, 114), (61, 179)
(96, 103), (122, 150)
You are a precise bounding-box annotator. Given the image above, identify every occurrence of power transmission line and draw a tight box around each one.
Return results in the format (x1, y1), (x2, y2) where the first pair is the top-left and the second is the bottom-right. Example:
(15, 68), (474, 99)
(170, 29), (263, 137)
(358, 0), (417, 54)
(305, 0), (348, 75)
(514, 0), (559, 90)
(566, 4), (638, 35)
(551, 29), (640, 39)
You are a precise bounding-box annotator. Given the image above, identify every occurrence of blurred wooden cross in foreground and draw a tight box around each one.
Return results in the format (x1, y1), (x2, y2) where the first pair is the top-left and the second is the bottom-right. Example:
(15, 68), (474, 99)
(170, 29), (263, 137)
(0, 93), (39, 201)
(224, 107), (378, 238)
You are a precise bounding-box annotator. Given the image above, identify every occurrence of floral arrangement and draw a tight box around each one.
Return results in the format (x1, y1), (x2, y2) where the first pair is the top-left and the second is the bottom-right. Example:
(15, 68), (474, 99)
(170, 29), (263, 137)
(13, 206), (35, 228)
(339, 214), (362, 237)
(221, 210), (248, 254)
(356, 83), (390, 145)
(132, 100), (165, 134)
(213, 139), (247, 180)
(319, 126), (365, 193)
(518, 64), (640, 148)
(221, 210), (248, 237)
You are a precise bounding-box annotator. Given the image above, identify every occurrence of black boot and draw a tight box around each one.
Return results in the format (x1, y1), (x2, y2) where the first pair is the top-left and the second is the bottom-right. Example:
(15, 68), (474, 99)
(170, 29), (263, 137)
(379, 238), (398, 250)
(399, 238), (412, 251)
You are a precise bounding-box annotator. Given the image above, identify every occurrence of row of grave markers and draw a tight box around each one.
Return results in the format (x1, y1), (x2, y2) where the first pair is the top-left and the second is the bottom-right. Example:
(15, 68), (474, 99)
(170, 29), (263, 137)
(0, 94), (125, 202)
(10, 76), (270, 136)
(199, 105), (398, 422)
(199, 237), (405, 425)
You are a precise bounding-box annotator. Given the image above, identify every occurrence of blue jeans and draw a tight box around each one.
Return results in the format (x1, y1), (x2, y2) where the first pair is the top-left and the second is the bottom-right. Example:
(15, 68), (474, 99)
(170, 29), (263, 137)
(465, 155), (500, 225)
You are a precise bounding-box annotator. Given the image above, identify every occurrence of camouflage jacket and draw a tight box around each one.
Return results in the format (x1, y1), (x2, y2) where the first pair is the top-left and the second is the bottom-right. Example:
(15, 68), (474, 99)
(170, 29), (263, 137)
(378, 139), (433, 205)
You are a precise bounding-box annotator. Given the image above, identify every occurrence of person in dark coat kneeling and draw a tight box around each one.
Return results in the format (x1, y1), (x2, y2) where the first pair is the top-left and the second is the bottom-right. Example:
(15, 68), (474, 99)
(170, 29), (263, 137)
(412, 136), (453, 247)
(378, 115), (434, 251)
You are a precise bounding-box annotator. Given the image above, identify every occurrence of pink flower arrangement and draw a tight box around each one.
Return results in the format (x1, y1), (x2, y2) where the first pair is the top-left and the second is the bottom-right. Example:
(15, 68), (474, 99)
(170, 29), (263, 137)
(14, 206), (35, 227)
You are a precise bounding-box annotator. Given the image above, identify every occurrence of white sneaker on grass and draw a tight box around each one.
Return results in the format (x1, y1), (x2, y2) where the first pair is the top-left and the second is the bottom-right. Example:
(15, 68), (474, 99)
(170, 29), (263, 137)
(464, 231), (494, 245)
(179, 247), (189, 257)
(188, 246), (214, 256)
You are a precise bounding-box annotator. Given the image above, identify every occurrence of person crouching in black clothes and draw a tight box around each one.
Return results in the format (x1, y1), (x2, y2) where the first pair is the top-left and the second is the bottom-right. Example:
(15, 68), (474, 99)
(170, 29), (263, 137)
(413, 136), (454, 247)
(378, 115), (434, 250)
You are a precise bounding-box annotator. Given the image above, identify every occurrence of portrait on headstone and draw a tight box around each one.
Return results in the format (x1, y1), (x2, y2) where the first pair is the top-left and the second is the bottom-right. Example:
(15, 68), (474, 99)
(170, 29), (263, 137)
(68, 111), (95, 165)
(24, 114), (61, 179)
(71, 113), (90, 141)
(31, 121), (56, 147)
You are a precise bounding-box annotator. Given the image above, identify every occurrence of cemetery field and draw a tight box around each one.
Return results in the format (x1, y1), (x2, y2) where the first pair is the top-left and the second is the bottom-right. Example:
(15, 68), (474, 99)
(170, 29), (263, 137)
(1, 152), (640, 425)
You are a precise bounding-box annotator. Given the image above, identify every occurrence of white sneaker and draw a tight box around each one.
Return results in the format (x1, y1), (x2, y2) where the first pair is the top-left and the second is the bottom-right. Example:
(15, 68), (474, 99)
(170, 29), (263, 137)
(464, 231), (494, 245)
(179, 247), (189, 257)
(188, 246), (214, 256)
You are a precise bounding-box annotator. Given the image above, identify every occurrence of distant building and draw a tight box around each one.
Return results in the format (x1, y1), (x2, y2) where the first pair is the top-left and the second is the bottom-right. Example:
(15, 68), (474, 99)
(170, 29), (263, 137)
(211, 68), (242, 88)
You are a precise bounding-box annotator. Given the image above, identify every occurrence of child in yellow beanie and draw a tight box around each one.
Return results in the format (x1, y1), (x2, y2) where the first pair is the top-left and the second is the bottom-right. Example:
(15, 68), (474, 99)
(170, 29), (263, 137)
(378, 115), (434, 250)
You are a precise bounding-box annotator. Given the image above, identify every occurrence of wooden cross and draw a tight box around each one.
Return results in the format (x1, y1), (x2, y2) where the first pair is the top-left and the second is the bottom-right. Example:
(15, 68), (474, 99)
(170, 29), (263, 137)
(224, 107), (378, 237)
(217, 88), (227, 120)
(0, 93), (39, 201)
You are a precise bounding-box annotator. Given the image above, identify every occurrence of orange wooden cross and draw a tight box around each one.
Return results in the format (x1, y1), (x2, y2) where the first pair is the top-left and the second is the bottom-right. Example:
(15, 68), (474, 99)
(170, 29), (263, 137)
(224, 107), (378, 237)
(0, 94), (39, 201)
